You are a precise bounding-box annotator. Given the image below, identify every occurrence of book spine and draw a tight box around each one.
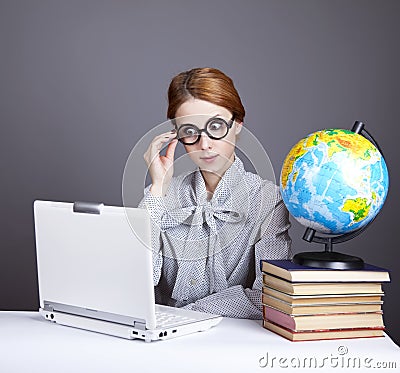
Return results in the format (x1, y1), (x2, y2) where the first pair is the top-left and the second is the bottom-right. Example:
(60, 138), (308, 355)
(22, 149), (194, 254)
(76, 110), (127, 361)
(263, 305), (295, 330)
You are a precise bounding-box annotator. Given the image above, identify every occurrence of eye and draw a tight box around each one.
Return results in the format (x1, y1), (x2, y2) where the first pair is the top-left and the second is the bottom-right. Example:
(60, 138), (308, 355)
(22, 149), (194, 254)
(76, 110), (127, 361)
(184, 127), (198, 136)
(178, 124), (199, 140)
(207, 118), (228, 135)
(208, 121), (223, 131)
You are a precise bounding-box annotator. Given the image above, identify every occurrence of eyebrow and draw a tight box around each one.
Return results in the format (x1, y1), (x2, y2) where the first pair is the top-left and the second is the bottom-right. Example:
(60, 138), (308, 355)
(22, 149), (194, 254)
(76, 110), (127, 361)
(175, 114), (232, 132)
(176, 114), (220, 126)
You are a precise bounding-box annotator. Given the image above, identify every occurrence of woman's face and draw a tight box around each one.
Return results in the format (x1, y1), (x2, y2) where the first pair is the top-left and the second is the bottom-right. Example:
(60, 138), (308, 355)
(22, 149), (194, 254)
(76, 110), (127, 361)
(174, 98), (242, 175)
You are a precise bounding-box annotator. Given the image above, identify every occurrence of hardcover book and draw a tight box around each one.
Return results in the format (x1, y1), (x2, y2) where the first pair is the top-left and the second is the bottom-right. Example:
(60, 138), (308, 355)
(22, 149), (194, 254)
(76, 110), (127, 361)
(263, 274), (384, 295)
(263, 320), (384, 341)
(260, 260), (390, 283)
(261, 293), (383, 315)
(263, 305), (384, 331)
(262, 286), (384, 305)
(260, 260), (389, 341)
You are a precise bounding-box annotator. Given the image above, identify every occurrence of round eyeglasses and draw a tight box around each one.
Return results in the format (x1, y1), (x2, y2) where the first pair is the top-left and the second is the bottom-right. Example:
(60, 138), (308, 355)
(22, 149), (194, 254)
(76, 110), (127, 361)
(176, 115), (235, 145)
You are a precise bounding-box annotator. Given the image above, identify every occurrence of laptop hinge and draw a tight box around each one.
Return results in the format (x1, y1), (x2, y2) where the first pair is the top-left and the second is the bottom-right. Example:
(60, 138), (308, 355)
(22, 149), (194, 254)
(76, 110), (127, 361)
(43, 302), (54, 312)
(43, 301), (146, 329)
(134, 321), (146, 331)
(73, 201), (103, 215)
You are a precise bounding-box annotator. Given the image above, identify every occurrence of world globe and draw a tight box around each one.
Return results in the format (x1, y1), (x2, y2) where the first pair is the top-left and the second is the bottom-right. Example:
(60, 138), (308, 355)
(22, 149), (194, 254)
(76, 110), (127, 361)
(280, 128), (389, 236)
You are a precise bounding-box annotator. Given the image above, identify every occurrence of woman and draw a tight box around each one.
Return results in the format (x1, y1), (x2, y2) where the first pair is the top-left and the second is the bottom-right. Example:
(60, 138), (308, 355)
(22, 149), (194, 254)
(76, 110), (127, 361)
(140, 67), (291, 319)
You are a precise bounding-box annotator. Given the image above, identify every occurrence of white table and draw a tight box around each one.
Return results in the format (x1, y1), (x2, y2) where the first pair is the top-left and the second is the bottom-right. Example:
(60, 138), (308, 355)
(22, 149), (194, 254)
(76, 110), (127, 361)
(1, 312), (399, 373)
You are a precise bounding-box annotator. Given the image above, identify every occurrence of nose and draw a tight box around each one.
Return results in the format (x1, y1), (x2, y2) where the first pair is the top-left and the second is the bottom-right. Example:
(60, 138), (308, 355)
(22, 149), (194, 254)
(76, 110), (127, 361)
(198, 132), (212, 150)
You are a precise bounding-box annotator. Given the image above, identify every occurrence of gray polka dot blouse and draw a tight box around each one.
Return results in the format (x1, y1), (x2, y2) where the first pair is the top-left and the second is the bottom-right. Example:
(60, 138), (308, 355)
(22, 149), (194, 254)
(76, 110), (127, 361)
(139, 156), (292, 319)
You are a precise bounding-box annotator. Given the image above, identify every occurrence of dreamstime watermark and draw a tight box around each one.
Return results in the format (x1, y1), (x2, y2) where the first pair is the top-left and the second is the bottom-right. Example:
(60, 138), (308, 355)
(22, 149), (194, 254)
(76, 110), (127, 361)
(258, 346), (397, 369)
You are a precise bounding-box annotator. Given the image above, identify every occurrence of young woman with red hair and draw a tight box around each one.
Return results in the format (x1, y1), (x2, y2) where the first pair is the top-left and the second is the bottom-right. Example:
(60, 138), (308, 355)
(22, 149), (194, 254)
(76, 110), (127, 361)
(140, 67), (291, 318)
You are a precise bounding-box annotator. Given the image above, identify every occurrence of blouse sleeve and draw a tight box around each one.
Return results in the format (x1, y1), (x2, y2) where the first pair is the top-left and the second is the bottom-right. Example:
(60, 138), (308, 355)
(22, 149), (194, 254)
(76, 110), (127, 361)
(182, 285), (263, 318)
(138, 186), (165, 286)
(182, 184), (292, 319)
(253, 185), (292, 290)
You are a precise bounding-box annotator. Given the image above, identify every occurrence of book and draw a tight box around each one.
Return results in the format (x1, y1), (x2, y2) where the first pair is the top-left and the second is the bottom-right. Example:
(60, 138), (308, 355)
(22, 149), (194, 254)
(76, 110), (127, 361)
(263, 274), (384, 295)
(260, 259), (390, 341)
(263, 320), (384, 341)
(263, 305), (384, 331)
(260, 260), (390, 283)
(262, 293), (383, 315)
(262, 286), (384, 305)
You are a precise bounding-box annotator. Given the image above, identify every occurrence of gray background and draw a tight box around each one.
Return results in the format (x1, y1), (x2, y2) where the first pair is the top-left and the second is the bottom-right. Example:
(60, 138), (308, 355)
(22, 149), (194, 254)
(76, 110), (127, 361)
(1, 0), (399, 344)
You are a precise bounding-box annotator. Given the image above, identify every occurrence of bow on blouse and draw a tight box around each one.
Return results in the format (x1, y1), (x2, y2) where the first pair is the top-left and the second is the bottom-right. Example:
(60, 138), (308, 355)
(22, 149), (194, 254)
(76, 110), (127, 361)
(160, 203), (244, 230)
(159, 203), (246, 299)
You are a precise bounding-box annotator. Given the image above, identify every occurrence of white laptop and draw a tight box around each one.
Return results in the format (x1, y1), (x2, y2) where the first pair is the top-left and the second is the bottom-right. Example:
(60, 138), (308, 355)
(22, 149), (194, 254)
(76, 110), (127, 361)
(33, 200), (222, 342)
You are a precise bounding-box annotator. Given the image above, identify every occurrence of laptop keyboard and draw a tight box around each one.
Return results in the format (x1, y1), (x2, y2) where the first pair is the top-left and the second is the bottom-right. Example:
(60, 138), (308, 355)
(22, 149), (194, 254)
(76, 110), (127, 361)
(155, 310), (196, 328)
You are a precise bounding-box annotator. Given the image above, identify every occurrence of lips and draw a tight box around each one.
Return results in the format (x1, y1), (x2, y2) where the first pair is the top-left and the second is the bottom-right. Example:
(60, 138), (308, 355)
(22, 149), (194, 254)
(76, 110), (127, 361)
(200, 154), (219, 162)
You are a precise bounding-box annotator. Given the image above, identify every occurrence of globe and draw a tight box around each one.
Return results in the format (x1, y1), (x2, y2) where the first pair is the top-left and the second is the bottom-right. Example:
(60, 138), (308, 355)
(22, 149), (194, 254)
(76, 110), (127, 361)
(280, 128), (389, 236)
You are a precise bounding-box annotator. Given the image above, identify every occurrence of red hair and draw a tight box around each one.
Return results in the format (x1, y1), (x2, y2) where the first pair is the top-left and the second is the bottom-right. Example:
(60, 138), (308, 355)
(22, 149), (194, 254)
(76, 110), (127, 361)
(167, 67), (245, 122)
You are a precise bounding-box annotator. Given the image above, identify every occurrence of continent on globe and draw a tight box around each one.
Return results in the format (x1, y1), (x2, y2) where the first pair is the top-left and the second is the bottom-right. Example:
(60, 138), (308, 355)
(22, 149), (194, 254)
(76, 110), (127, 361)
(341, 197), (371, 223)
(280, 129), (389, 235)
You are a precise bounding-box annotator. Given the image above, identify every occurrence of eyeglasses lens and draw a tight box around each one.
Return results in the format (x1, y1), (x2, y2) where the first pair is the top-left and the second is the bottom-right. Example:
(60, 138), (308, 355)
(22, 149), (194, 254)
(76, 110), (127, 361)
(177, 125), (198, 144)
(177, 118), (230, 145)
(207, 118), (228, 138)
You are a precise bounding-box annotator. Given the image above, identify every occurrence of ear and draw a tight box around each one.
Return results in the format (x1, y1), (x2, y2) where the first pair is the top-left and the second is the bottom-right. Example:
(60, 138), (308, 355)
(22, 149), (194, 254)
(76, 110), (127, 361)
(235, 121), (243, 135)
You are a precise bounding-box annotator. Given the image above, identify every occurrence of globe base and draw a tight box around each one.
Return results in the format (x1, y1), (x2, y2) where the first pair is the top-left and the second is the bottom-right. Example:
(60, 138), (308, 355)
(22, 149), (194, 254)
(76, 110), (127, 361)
(292, 251), (364, 270)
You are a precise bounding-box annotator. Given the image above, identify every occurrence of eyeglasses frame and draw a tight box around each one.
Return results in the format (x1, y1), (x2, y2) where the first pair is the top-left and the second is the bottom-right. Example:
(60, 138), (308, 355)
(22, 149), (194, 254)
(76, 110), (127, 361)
(174, 115), (236, 145)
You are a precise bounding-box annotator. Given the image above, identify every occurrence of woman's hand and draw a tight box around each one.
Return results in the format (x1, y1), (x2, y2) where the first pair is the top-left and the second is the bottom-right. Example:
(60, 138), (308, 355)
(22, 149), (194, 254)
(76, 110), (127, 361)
(144, 130), (178, 196)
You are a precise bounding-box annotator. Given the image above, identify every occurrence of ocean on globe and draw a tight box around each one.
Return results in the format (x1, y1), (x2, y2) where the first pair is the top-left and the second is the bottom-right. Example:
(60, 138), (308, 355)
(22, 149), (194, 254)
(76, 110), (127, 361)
(280, 129), (389, 235)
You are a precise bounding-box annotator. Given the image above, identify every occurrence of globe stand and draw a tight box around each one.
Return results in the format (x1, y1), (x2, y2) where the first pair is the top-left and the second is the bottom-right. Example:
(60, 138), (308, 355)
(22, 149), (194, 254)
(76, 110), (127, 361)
(292, 121), (385, 270)
(292, 228), (365, 269)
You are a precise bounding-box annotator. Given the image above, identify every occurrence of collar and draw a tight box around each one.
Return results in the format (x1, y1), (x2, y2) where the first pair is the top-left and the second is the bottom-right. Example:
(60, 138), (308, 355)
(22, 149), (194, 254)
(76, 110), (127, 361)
(192, 156), (248, 205)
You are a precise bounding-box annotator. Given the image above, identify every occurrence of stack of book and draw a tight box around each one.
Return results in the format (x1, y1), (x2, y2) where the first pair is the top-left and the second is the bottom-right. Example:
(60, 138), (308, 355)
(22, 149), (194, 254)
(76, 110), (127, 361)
(261, 260), (390, 341)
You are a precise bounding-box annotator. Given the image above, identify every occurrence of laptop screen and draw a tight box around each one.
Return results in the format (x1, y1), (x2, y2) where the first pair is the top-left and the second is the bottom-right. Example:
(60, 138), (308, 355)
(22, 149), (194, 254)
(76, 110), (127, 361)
(34, 200), (156, 329)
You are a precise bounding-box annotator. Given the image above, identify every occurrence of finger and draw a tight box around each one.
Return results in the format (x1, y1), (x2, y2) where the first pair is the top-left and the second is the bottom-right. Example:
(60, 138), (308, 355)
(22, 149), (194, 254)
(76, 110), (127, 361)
(145, 131), (177, 164)
(150, 137), (169, 150)
(152, 131), (177, 143)
(165, 138), (178, 160)
(150, 132), (176, 151)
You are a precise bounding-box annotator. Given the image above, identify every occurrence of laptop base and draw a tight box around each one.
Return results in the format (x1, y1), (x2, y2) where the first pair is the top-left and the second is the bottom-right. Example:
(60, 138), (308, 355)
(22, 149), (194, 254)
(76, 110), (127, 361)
(40, 308), (222, 342)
